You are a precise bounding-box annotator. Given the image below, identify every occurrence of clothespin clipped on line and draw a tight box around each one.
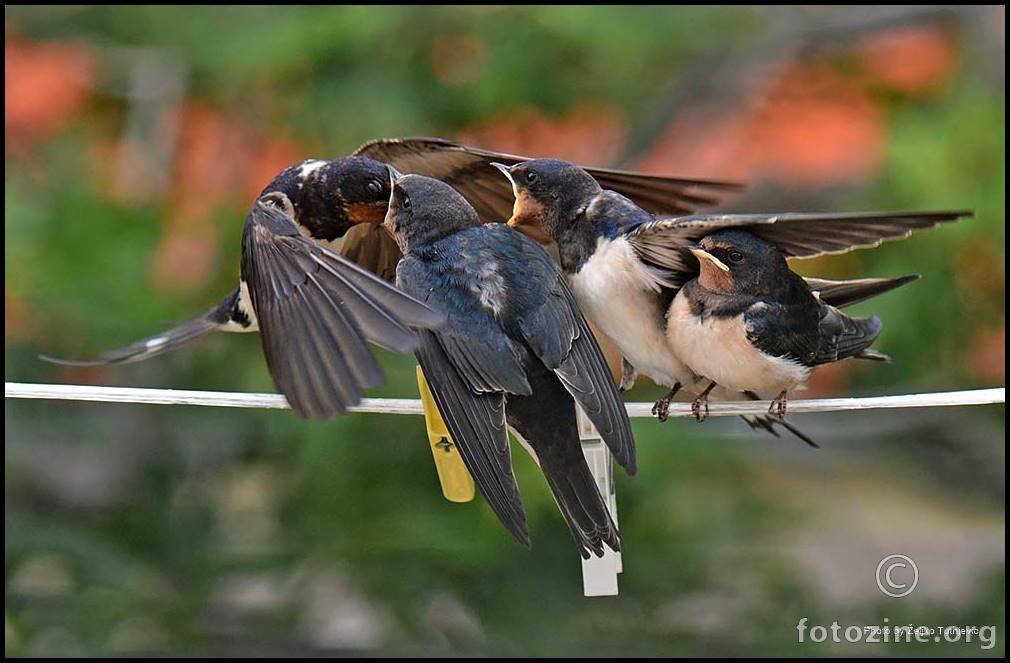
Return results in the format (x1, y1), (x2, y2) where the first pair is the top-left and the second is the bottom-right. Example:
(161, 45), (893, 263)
(415, 367), (621, 597)
(416, 366), (475, 503)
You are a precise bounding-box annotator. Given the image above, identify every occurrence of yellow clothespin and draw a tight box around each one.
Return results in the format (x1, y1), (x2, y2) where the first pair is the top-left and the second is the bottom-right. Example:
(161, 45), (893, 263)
(416, 366), (475, 503)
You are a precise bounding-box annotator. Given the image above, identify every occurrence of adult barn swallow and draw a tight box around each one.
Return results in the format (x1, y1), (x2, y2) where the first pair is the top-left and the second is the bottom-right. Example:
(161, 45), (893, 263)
(46, 157), (446, 419)
(495, 158), (969, 436)
(385, 172), (635, 557)
(667, 230), (887, 418)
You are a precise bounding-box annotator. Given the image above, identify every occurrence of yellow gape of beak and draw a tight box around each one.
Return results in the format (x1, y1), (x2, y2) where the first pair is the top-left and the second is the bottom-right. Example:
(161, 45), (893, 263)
(490, 162), (523, 228)
(690, 247), (730, 272)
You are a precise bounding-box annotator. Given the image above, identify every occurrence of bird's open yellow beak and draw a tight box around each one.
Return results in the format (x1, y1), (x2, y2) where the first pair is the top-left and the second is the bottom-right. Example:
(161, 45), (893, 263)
(690, 247), (730, 272)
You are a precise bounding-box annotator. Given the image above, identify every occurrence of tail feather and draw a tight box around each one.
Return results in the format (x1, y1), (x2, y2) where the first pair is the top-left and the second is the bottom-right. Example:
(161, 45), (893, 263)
(853, 347), (891, 362)
(816, 309), (883, 365)
(538, 451), (621, 559)
(741, 391), (819, 448)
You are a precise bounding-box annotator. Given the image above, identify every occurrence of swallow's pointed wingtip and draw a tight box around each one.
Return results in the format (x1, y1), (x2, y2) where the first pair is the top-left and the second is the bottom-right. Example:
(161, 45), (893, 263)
(39, 353), (103, 367)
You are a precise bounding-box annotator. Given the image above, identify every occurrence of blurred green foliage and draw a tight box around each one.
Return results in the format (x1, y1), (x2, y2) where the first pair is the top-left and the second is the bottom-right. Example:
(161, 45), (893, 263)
(5, 5), (1004, 657)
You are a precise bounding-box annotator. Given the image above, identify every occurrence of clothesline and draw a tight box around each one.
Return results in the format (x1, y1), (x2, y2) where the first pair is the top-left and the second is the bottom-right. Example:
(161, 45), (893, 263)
(5, 382), (1004, 418)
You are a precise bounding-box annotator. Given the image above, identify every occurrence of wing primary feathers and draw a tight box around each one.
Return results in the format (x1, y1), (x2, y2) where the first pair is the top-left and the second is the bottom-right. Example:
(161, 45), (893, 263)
(356, 136), (741, 221)
(242, 199), (445, 420)
(628, 210), (971, 275)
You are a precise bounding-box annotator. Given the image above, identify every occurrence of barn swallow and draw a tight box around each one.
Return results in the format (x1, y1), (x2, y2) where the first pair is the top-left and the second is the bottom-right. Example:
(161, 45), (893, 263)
(385, 172), (635, 557)
(667, 230), (887, 419)
(45, 157), (446, 419)
(494, 158), (970, 442)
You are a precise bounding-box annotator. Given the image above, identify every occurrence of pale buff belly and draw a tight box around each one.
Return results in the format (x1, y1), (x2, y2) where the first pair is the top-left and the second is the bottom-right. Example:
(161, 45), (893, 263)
(568, 238), (696, 390)
(667, 293), (810, 393)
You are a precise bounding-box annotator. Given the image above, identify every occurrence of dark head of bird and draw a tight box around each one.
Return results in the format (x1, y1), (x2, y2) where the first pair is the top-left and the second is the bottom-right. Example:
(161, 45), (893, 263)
(690, 230), (794, 296)
(261, 156), (393, 242)
(494, 158), (602, 245)
(384, 173), (480, 254)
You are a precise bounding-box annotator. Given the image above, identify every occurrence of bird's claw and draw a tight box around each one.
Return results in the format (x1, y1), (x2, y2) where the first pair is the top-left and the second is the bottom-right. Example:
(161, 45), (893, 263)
(651, 397), (671, 422)
(691, 395), (710, 422)
(768, 391), (788, 418)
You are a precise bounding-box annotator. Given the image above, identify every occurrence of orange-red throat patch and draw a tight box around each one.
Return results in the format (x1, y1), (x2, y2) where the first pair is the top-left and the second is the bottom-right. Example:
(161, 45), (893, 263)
(506, 192), (552, 245)
(346, 201), (389, 224)
(691, 248), (735, 291)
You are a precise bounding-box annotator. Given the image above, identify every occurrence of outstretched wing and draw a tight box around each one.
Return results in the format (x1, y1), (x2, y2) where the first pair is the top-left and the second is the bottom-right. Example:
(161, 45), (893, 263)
(242, 199), (445, 419)
(354, 136), (740, 221)
(627, 210), (971, 284)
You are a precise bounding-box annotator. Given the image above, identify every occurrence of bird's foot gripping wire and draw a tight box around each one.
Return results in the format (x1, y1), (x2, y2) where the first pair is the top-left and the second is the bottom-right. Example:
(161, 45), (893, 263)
(650, 382), (682, 422)
(691, 381), (717, 423)
(768, 390), (788, 418)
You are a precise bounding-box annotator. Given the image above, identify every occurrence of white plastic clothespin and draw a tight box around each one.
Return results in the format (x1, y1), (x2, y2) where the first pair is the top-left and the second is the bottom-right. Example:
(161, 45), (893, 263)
(576, 407), (622, 597)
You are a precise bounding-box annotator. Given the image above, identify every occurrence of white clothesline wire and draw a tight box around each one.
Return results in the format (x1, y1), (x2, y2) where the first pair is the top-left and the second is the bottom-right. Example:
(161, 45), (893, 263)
(5, 382), (1004, 418)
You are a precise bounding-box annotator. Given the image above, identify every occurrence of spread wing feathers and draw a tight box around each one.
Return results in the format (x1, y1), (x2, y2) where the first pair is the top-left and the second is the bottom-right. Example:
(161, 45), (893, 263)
(40, 289), (239, 367)
(514, 253), (636, 474)
(242, 202), (444, 419)
(627, 211), (971, 277)
(415, 333), (530, 547)
(814, 306), (884, 366)
(805, 274), (919, 309)
(354, 136), (740, 220)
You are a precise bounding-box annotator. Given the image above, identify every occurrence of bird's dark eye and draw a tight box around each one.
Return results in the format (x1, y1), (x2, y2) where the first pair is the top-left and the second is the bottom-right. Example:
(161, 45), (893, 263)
(400, 193), (411, 210)
(367, 179), (382, 195)
(525, 170), (537, 183)
(727, 249), (744, 264)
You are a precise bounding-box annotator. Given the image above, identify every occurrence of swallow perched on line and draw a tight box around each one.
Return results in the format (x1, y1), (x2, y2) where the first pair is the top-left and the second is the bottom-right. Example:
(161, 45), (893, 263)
(668, 230), (888, 419)
(495, 158), (970, 443)
(385, 171), (635, 557)
(45, 158), (447, 419)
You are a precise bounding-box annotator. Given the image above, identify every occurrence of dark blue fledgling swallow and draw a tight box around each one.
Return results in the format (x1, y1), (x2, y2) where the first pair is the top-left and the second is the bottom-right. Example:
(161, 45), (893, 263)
(667, 230), (889, 419)
(45, 157), (446, 419)
(384, 172), (635, 557)
(495, 158), (970, 444)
